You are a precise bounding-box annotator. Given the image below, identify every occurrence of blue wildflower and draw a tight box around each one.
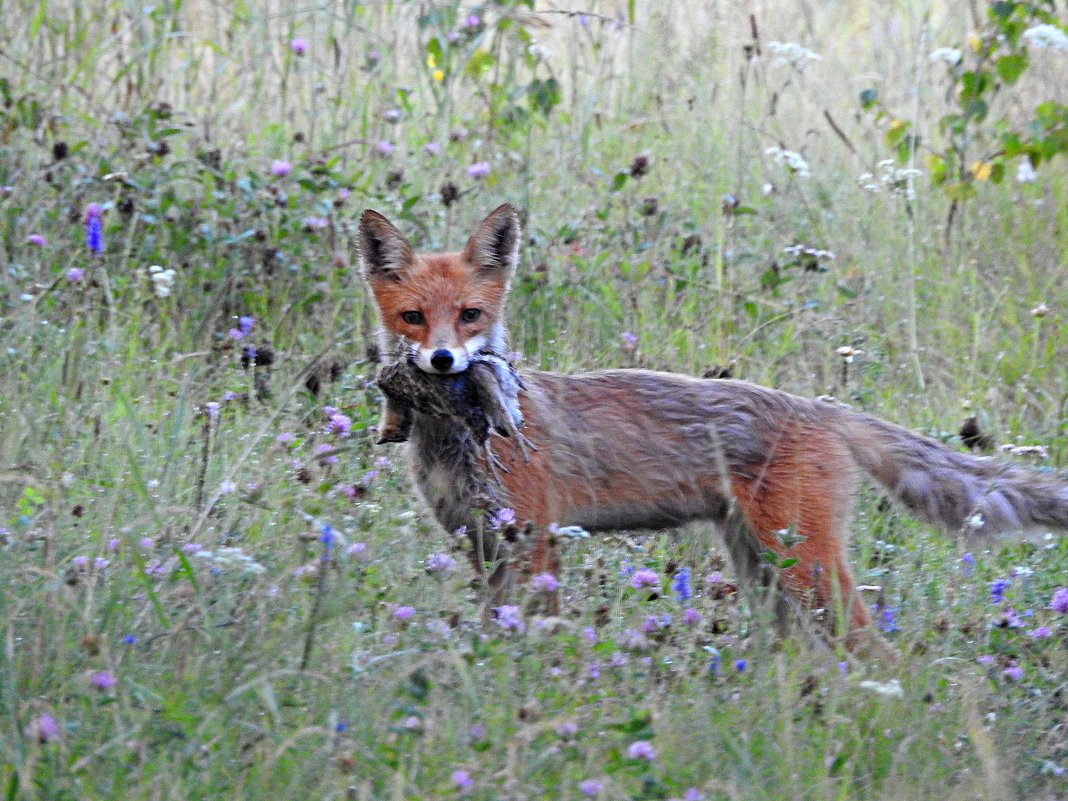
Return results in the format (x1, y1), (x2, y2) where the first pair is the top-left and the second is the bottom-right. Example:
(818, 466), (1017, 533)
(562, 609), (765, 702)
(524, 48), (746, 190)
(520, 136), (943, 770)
(122, 634), (136, 645)
(84, 203), (103, 254)
(672, 567), (692, 603)
(320, 524), (335, 556)
(961, 552), (975, 576)
(877, 605), (898, 633)
(990, 578), (1011, 604)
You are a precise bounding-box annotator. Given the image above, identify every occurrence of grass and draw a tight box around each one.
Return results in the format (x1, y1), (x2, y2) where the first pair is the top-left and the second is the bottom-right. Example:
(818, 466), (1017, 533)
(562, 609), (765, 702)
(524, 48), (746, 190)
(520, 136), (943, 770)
(1, 1), (1067, 798)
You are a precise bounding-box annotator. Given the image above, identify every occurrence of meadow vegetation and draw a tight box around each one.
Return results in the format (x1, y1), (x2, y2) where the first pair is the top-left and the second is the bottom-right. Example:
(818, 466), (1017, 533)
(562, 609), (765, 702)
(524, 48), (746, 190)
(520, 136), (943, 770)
(1, 1), (1067, 798)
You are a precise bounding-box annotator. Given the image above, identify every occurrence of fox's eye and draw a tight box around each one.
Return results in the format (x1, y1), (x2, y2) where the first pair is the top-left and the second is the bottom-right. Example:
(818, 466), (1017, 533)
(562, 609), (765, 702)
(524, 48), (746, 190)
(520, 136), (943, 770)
(459, 308), (481, 323)
(401, 311), (425, 325)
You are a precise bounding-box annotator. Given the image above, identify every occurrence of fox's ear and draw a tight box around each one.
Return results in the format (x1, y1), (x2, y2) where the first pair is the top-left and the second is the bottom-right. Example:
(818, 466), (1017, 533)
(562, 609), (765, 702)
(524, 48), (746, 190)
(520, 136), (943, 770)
(358, 210), (416, 280)
(462, 203), (521, 279)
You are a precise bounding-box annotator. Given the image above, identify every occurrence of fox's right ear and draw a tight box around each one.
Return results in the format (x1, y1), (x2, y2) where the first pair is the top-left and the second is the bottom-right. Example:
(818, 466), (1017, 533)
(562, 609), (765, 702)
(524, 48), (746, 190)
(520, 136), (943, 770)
(358, 210), (416, 280)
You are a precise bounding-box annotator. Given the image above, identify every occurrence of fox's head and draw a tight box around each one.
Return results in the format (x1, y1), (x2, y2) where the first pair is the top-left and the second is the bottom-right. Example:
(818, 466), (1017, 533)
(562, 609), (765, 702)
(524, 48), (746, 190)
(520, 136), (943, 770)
(358, 204), (520, 375)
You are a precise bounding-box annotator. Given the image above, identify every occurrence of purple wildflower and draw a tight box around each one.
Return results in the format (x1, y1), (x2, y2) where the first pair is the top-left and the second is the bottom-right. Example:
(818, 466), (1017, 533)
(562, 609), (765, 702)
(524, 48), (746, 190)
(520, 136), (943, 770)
(326, 413), (352, 437)
(89, 670), (116, 690)
(557, 721), (578, 738)
(1028, 625), (1052, 638)
(290, 37), (308, 55)
(424, 142), (442, 156)
(314, 442), (337, 464)
(735, 658), (747, 673)
(383, 108), (401, 123)
(123, 634), (136, 645)
(270, 159), (292, 177)
(990, 578), (1011, 604)
(227, 328), (244, 341)
(465, 14), (481, 27)
(490, 507), (516, 530)
(27, 234), (46, 247)
(139, 537), (154, 550)
(531, 572), (559, 592)
(1049, 587), (1068, 613)
(238, 315), (254, 334)
(93, 557), (110, 570)
(467, 161), (491, 179)
(630, 568), (659, 590)
(1002, 607), (1025, 628)
(107, 538), (120, 551)
(977, 654), (995, 665)
(494, 604), (525, 632)
(582, 626), (597, 643)
(181, 542), (203, 555)
(301, 216), (329, 231)
(347, 542), (366, 559)
(684, 790), (705, 801)
(66, 267), (84, 282)
(451, 770), (472, 792)
(627, 740), (656, 761)
(579, 779), (603, 797)
(426, 552), (457, 573)
(682, 607), (701, 626)
(621, 331), (639, 346)
(84, 203), (103, 254)
(672, 567), (692, 603)
(276, 431), (296, 446)
(73, 555), (87, 569)
(33, 713), (59, 743)
(393, 605), (415, 621)
(1003, 664), (1024, 681)
(375, 140), (394, 156)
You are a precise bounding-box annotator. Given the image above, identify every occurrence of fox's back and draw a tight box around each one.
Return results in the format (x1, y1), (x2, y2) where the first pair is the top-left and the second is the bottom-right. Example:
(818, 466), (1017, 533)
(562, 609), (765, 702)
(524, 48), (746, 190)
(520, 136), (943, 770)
(494, 369), (837, 531)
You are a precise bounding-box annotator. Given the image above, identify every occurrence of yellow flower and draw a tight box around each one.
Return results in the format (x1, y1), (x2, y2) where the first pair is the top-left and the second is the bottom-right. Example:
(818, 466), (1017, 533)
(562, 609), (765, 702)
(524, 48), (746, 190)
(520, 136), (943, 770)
(426, 54), (436, 69)
(971, 160), (993, 182)
(432, 69), (444, 82)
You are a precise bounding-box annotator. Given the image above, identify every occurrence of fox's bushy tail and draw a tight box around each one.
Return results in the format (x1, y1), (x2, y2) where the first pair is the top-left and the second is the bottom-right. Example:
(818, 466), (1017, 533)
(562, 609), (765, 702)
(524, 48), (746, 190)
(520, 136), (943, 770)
(842, 412), (1068, 538)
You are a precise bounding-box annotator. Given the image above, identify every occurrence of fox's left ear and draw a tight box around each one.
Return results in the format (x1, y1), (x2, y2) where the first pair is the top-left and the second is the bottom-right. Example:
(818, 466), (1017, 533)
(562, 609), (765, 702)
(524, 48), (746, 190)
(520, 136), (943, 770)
(462, 203), (521, 279)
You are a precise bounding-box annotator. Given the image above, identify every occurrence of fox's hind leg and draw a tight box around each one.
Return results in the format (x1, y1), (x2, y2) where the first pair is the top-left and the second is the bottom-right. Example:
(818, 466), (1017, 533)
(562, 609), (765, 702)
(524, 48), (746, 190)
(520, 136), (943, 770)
(731, 428), (887, 656)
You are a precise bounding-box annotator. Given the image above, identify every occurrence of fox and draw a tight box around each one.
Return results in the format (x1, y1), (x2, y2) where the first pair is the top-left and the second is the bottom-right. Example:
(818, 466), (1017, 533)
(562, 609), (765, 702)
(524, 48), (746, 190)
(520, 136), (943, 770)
(359, 203), (1068, 654)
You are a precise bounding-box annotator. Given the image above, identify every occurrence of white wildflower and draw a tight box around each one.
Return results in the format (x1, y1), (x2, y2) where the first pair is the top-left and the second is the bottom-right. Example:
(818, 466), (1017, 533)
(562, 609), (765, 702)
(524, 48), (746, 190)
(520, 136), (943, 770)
(148, 264), (177, 298)
(859, 679), (904, 698)
(768, 41), (822, 71)
(1022, 24), (1068, 52)
(836, 345), (863, 363)
(967, 513), (985, 529)
(193, 546), (266, 574)
(1030, 302), (1048, 317)
(765, 146), (810, 178)
(1017, 159), (1037, 183)
(857, 172), (880, 192)
(877, 161), (922, 200)
(928, 47), (963, 65)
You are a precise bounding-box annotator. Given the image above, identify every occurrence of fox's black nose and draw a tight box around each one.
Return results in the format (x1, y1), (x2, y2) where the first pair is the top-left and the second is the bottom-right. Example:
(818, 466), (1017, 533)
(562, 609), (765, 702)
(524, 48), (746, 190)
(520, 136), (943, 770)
(430, 349), (454, 372)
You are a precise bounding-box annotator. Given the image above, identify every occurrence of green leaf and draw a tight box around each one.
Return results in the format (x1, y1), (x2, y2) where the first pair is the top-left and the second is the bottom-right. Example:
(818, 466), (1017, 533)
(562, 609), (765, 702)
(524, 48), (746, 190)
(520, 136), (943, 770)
(860, 88), (878, 110)
(464, 48), (495, 79)
(612, 171), (628, 191)
(529, 78), (561, 117)
(995, 53), (1028, 84)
